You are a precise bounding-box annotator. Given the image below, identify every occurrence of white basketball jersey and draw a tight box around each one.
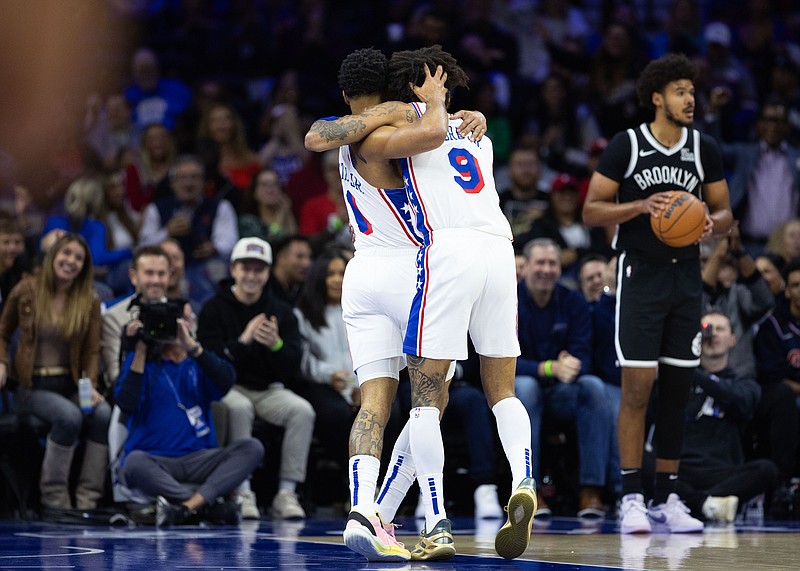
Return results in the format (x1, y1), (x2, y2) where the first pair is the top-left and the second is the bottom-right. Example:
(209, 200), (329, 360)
(400, 103), (512, 242)
(339, 145), (424, 250)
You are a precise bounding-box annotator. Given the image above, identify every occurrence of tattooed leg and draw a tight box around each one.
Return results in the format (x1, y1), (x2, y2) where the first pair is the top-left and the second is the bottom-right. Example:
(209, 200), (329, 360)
(349, 377), (398, 458)
(407, 355), (450, 410)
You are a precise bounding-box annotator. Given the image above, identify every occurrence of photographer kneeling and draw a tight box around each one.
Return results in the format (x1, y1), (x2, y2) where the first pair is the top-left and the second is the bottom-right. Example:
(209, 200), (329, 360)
(114, 247), (264, 526)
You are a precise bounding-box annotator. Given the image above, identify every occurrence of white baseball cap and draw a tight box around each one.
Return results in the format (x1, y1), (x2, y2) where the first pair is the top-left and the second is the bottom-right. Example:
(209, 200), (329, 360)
(230, 237), (272, 265)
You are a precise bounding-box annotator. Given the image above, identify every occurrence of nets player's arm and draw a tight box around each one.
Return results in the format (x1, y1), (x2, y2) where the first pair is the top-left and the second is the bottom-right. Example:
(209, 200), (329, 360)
(582, 133), (673, 227)
(699, 134), (733, 238)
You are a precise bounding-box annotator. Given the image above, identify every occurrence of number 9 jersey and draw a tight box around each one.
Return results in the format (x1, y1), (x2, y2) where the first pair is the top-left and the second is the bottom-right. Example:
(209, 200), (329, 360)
(400, 103), (512, 241)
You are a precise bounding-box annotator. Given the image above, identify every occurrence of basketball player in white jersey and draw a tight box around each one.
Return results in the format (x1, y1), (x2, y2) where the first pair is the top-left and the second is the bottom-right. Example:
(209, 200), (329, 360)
(306, 49), (485, 562)
(309, 46), (537, 561)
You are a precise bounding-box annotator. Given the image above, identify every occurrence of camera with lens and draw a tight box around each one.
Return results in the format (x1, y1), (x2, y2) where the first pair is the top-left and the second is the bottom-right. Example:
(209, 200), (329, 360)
(701, 322), (714, 340)
(134, 298), (186, 343)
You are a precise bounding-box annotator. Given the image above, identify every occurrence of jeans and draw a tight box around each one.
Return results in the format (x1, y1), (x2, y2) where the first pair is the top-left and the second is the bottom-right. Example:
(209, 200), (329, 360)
(515, 373), (615, 487)
(19, 376), (111, 446)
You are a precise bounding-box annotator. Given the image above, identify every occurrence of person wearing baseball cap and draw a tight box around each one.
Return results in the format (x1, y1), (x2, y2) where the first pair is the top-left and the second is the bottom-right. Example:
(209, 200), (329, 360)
(197, 236), (313, 520)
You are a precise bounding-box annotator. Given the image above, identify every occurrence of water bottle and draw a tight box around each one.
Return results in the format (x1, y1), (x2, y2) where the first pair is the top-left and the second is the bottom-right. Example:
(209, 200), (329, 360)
(78, 378), (93, 413)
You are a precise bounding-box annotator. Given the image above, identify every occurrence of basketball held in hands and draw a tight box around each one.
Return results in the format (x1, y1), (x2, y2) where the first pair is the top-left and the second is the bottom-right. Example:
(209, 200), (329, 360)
(650, 191), (706, 247)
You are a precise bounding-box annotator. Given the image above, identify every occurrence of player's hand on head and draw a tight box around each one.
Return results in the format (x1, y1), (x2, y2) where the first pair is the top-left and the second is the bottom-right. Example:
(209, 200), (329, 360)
(411, 64), (447, 104)
(452, 110), (487, 141)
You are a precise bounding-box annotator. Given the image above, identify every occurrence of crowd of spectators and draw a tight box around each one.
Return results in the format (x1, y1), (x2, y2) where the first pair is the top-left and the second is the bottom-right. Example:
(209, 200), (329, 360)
(1, 0), (800, 524)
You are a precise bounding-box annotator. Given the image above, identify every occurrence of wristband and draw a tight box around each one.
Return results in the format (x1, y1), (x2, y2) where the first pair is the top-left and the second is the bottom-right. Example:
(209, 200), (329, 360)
(270, 338), (284, 352)
(544, 360), (554, 378)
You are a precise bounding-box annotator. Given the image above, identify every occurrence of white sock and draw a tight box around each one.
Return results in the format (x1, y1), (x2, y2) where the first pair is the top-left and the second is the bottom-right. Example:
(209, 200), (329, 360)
(376, 420), (416, 523)
(492, 397), (533, 492)
(409, 406), (447, 531)
(279, 479), (297, 493)
(349, 455), (380, 516)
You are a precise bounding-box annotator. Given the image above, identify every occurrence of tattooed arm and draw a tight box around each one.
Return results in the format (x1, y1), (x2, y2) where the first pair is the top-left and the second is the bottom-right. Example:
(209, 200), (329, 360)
(304, 101), (416, 152)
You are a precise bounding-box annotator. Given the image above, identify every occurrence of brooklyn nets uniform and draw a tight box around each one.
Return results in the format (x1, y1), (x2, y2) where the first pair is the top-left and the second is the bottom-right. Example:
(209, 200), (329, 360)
(338, 144), (424, 383)
(400, 103), (519, 360)
(597, 123), (726, 367)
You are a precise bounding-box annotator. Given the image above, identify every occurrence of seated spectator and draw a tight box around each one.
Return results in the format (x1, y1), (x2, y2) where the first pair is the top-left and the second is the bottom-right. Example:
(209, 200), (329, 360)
(497, 146), (549, 236)
(706, 97), (800, 256)
(197, 102), (261, 193)
(294, 248), (356, 484)
(138, 155), (238, 307)
(43, 177), (133, 294)
(0, 233), (110, 512)
(100, 170), (140, 254)
(238, 167), (298, 246)
(701, 223), (774, 378)
(678, 311), (778, 523)
(581, 254), (621, 497)
(258, 72), (310, 186)
(516, 174), (611, 286)
(124, 123), (176, 212)
(514, 238), (616, 518)
(197, 237), (314, 520)
(765, 218), (800, 265)
(267, 235), (313, 306)
(0, 217), (32, 312)
(124, 47), (192, 133)
(115, 298), (263, 526)
(755, 253), (787, 309)
(527, 73), (601, 176)
(84, 93), (137, 171)
(298, 150), (349, 246)
(753, 259), (800, 512)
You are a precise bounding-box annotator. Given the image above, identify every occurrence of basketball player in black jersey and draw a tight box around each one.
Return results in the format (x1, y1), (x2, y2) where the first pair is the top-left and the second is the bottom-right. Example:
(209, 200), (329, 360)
(583, 53), (733, 534)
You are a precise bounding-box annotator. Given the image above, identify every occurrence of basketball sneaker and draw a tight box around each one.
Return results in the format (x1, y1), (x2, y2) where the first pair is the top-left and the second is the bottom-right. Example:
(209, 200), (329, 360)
(343, 511), (411, 562)
(619, 493), (651, 534)
(648, 493), (704, 533)
(410, 518), (456, 561)
(494, 477), (537, 559)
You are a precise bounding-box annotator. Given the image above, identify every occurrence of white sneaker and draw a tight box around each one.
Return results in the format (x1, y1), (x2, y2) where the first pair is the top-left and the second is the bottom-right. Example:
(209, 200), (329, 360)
(272, 489), (306, 520)
(702, 495), (738, 523)
(473, 484), (503, 519)
(238, 490), (260, 520)
(619, 493), (651, 534)
(648, 493), (703, 533)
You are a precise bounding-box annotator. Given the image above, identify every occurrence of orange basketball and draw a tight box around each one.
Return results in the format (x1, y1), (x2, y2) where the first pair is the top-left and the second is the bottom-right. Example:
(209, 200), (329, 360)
(650, 190), (706, 248)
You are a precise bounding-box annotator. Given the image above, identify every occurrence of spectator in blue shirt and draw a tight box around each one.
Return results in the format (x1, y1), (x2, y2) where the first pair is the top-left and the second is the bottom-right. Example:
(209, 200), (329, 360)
(515, 237), (616, 518)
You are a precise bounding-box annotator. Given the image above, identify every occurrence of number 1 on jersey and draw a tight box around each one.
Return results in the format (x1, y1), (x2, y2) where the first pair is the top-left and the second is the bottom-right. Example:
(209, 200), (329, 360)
(448, 147), (485, 194)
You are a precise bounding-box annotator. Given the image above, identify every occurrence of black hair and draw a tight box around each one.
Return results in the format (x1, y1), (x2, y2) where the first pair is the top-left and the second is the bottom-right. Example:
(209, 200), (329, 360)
(578, 253), (609, 273)
(636, 53), (696, 110)
(782, 258), (800, 282)
(296, 247), (350, 331)
(272, 234), (311, 263)
(386, 45), (470, 105)
(338, 48), (388, 98)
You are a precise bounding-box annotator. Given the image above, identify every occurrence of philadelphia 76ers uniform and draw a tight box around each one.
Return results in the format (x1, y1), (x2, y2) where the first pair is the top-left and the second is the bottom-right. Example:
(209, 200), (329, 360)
(597, 123), (725, 368)
(338, 143), (426, 382)
(400, 103), (520, 360)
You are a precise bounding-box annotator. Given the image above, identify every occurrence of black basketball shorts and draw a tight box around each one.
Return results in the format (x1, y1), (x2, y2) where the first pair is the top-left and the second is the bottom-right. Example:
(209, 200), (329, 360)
(615, 252), (702, 368)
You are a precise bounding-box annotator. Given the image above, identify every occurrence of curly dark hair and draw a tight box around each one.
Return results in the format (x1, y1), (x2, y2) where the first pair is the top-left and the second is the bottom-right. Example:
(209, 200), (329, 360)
(386, 45), (469, 105)
(636, 53), (696, 110)
(338, 48), (389, 98)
